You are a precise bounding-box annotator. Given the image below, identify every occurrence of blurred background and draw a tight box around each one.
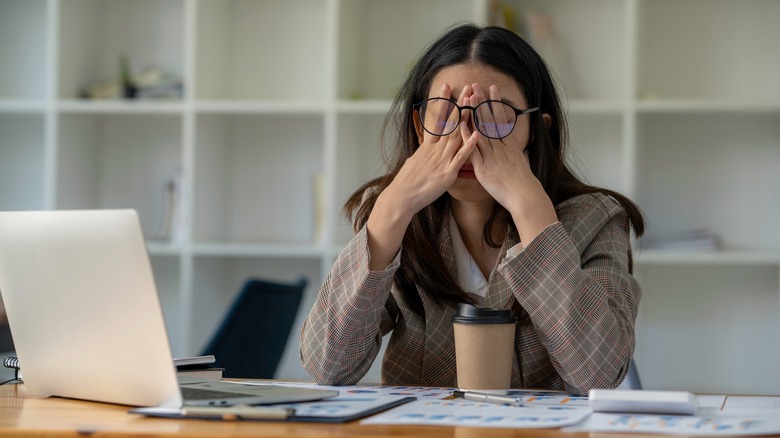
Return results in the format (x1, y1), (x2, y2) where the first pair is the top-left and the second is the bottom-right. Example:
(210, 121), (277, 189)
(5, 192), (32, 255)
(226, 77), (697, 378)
(0, 0), (778, 393)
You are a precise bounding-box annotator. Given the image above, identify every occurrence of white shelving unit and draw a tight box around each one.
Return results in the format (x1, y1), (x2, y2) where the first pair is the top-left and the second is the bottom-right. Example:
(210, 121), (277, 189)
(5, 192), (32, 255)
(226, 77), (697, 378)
(0, 0), (777, 394)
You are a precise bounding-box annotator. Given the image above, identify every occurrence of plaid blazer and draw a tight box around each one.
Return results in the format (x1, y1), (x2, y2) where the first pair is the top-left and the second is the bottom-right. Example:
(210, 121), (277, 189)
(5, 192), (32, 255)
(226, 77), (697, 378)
(300, 193), (640, 395)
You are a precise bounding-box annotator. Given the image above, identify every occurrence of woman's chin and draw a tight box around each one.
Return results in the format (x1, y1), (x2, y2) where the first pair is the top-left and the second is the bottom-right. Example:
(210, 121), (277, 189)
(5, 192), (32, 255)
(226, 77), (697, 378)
(447, 180), (493, 204)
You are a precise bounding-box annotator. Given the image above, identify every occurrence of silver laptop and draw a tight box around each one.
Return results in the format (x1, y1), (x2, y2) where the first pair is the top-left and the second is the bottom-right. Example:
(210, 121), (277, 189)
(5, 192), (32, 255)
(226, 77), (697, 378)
(0, 209), (337, 408)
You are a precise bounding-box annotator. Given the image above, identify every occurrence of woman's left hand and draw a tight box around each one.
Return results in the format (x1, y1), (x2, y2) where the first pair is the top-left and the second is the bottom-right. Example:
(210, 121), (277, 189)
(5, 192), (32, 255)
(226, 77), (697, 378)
(467, 83), (558, 244)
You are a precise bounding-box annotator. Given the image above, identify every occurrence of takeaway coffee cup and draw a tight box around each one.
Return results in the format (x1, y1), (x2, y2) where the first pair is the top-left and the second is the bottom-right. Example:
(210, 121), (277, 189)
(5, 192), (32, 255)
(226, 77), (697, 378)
(452, 303), (517, 393)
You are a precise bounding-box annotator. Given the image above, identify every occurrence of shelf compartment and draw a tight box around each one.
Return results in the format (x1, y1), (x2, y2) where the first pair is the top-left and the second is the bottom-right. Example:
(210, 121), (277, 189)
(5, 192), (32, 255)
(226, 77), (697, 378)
(58, 0), (185, 100)
(635, 113), (780, 251)
(567, 112), (627, 195)
(634, 264), (780, 395)
(333, 113), (388, 246)
(150, 255), (184, 357)
(195, 0), (328, 101)
(56, 113), (184, 240)
(637, 0), (780, 101)
(193, 113), (324, 245)
(0, 114), (47, 211)
(337, 0), (477, 100)
(189, 255), (322, 379)
(0, 0), (48, 99)
(501, 0), (628, 101)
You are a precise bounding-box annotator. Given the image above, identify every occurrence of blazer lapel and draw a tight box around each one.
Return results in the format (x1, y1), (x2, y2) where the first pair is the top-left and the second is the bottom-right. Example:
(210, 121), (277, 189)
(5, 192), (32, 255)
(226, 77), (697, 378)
(485, 229), (521, 309)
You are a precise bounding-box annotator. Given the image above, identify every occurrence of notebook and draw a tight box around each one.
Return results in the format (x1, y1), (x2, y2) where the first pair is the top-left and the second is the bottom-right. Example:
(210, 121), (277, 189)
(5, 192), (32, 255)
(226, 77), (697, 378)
(0, 209), (337, 408)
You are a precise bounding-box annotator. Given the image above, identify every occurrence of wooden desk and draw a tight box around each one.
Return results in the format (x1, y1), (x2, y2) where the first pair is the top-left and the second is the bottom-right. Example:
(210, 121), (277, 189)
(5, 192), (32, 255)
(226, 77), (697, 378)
(0, 383), (771, 438)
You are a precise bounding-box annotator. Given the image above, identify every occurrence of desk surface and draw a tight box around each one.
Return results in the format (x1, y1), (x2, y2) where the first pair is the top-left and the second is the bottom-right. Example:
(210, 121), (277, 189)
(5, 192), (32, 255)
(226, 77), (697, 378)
(0, 383), (772, 438)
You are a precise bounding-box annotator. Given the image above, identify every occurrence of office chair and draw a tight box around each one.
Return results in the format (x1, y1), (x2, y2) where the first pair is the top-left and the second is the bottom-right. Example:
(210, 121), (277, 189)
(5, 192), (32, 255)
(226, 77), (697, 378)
(622, 358), (643, 390)
(200, 277), (307, 379)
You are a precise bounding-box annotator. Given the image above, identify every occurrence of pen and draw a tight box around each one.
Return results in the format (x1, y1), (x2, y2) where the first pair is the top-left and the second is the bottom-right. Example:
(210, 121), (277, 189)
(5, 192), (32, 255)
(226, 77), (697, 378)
(452, 390), (524, 407)
(181, 405), (295, 420)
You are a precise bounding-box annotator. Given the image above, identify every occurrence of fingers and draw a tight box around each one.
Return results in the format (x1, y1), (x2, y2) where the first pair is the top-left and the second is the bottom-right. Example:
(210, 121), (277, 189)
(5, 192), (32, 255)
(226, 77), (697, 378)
(426, 83), (452, 142)
(488, 85), (510, 136)
(450, 121), (479, 170)
(471, 83), (495, 138)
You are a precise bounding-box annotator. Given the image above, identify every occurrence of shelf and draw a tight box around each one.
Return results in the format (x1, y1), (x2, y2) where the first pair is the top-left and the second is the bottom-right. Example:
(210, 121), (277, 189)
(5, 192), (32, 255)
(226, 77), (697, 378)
(0, 100), (48, 113)
(335, 99), (393, 114)
(195, 101), (326, 115)
(146, 241), (184, 256)
(192, 243), (323, 258)
(567, 100), (625, 115)
(635, 249), (780, 266)
(636, 100), (780, 114)
(58, 99), (184, 114)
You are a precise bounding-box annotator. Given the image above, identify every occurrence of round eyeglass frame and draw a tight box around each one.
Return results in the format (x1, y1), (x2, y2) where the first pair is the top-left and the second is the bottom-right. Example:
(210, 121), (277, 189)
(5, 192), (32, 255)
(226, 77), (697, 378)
(412, 97), (540, 139)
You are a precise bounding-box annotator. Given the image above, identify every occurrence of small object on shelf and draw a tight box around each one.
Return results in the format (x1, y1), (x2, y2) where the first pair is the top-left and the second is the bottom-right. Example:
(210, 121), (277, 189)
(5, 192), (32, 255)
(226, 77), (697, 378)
(120, 55), (138, 99)
(154, 168), (184, 243)
(79, 57), (183, 100)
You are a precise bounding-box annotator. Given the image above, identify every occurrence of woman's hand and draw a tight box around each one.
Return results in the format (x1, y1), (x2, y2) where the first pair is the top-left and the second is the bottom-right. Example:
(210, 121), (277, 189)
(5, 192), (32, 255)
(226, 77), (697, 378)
(365, 83), (478, 270)
(468, 83), (558, 244)
(383, 83), (479, 217)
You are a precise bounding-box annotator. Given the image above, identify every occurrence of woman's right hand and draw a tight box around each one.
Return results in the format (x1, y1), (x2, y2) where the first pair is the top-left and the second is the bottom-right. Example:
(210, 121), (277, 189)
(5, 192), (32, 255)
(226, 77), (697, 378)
(364, 83), (478, 270)
(384, 83), (479, 216)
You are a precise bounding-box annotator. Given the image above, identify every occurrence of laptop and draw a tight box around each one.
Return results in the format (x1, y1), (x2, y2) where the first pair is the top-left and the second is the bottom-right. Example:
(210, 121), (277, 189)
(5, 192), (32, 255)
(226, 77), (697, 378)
(0, 209), (337, 408)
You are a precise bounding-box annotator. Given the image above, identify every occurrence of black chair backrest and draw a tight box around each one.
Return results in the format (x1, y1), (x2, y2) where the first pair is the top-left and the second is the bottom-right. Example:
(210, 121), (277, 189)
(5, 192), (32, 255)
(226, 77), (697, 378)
(200, 277), (306, 379)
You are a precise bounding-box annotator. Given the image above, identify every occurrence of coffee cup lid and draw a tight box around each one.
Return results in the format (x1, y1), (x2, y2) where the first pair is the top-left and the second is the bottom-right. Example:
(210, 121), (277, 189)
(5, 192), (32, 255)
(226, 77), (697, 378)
(451, 303), (517, 324)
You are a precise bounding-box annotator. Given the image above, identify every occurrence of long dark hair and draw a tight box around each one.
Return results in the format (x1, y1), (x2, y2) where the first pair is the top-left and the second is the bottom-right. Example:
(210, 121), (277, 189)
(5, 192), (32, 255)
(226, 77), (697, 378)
(345, 24), (645, 315)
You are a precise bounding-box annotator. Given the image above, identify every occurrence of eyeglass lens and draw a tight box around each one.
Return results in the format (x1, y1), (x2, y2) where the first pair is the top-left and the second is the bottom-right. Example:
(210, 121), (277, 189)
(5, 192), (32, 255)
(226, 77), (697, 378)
(420, 98), (517, 139)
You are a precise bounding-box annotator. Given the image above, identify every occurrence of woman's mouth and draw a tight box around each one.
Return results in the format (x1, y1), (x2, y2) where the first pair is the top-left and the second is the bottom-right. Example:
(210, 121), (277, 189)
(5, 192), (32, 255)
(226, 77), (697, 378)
(458, 164), (476, 179)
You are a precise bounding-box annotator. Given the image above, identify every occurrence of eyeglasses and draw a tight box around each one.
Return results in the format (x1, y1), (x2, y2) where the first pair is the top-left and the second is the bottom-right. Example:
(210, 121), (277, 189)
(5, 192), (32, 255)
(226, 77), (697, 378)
(413, 97), (539, 139)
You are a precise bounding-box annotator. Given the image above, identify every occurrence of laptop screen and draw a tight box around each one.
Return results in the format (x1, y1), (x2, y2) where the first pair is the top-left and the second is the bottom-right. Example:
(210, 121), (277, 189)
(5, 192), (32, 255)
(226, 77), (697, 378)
(0, 210), (182, 407)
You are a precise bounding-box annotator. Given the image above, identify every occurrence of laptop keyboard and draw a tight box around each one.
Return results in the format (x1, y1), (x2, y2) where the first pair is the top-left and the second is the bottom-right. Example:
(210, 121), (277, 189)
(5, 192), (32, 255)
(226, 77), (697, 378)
(180, 386), (252, 400)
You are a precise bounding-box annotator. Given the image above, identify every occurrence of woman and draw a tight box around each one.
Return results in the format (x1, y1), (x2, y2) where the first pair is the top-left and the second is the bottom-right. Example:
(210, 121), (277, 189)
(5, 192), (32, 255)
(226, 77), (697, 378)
(300, 24), (644, 395)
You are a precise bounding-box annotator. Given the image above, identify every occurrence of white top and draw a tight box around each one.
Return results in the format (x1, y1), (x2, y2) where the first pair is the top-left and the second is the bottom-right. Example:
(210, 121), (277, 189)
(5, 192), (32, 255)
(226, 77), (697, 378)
(448, 211), (523, 303)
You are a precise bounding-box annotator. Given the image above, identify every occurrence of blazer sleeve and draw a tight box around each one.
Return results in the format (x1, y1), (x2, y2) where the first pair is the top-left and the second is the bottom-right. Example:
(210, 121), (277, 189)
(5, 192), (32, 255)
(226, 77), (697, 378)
(498, 194), (640, 395)
(299, 225), (400, 385)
